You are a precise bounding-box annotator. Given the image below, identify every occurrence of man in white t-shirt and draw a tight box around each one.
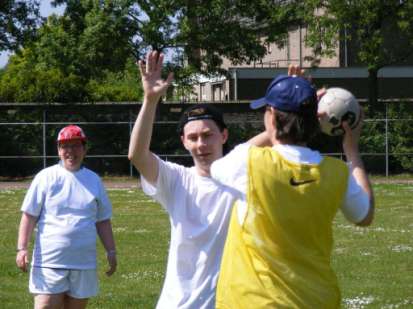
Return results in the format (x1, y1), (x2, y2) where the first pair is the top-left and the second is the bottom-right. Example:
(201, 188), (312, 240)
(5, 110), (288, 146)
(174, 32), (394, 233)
(128, 51), (239, 308)
(16, 125), (117, 309)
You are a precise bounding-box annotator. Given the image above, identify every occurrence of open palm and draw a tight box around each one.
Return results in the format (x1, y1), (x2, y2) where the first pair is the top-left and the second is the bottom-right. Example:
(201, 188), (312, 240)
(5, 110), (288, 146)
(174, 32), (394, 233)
(139, 51), (173, 101)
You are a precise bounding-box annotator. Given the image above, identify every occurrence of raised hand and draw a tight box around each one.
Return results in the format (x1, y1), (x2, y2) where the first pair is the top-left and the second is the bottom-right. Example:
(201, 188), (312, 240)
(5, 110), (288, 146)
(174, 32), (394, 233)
(288, 64), (325, 101)
(288, 64), (306, 78)
(138, 51), (174, 103)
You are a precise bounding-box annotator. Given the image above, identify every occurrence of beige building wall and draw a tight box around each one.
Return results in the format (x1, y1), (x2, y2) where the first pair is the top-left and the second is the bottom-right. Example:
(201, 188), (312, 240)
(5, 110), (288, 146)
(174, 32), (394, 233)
(192, 25), (340, 101)
(192, 82), (214, 102)
(221, 25), (339, 70)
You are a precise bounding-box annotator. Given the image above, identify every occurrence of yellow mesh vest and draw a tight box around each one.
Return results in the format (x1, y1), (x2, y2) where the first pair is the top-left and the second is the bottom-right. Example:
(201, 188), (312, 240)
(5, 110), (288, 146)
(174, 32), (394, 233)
(216, 146), (349, 309)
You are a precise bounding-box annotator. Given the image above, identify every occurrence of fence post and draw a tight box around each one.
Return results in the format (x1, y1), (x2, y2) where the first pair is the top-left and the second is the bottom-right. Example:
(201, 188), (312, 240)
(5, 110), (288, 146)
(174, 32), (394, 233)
(43, 109), (47, 169)
(234, 69), (238, 101)
(129, 108), (133, 177)
(385, 103), (389, 178)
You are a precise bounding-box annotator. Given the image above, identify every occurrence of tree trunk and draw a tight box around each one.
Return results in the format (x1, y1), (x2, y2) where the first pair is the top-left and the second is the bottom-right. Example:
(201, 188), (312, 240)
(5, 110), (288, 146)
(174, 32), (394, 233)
(368, 68), (379, 108)
(185, 1), (202, 70)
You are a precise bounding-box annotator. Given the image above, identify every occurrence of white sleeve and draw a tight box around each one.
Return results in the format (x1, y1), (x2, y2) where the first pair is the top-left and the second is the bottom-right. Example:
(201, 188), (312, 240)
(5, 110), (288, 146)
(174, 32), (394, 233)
(341, 172), (370, 223)
(21, 172), (46, 217)
(211, 143), (250, 193)
(96, 177), (112, 222)
(140, 155), (184, 211)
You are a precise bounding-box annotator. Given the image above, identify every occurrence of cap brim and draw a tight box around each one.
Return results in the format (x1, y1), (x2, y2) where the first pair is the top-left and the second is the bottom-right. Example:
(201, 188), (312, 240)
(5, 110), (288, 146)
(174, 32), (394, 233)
(250, 97), (267, 109)
(58, 137), (86, 143)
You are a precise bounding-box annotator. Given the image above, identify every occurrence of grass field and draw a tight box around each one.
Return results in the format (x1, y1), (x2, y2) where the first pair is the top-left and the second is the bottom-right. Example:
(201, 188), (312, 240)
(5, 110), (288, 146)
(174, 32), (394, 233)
(0, 183), (412, 308)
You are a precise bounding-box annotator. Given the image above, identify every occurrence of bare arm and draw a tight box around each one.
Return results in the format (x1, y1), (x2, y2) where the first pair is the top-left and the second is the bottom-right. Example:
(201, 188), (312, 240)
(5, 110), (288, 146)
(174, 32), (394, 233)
(128, 51), (173, 185)
(247, 131), (272, 147)
(96, 219), (117, 276)
(342, 111), (374, 226)
(16, 212), (37, 272)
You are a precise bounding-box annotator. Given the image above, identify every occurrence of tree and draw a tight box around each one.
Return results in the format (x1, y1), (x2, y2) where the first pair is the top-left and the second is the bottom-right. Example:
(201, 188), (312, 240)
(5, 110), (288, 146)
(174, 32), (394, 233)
(33, 2), (136, 80)
(0, 48), (88, 102)
(302, 0), (413, 106)
(0, 1), (142, 102)
(1, 0), (302, 102)
(54, 0), (299, 75)
(2, 0), (307, 102)
(0, 0), (41, 52)
(86, 58), (143, 102)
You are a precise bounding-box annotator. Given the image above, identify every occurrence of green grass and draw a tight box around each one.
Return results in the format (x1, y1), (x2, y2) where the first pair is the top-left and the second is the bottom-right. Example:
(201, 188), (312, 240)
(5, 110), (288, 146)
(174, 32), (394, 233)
(333, 183), (413, 308)
(0, 188), (169, 309)
(0, 184), (412, 308)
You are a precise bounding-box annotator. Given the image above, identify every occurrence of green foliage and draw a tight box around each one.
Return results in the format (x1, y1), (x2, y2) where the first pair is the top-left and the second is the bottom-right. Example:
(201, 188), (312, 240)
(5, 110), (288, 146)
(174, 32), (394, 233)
(0, 1), (139, 103)
(302, 0), (413, 105)
(357, 102), (413, 173)
(0, 52), (142, 103)
(0, 107), (45, 176)
(0, 0), (303, 102)
(304, 0), (413, 68)
(177, 1), (299, 74)
(0, 50), (87, 102)
(87, 59), (143, 102)
(387, 103), (413, 171)
(1, 102), (412, 176)
(0, 0), (40, 51)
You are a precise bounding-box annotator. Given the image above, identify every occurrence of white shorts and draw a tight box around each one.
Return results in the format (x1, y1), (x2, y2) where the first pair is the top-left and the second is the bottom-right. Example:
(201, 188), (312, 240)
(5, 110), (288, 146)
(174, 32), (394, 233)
(29, 266), (98, 299)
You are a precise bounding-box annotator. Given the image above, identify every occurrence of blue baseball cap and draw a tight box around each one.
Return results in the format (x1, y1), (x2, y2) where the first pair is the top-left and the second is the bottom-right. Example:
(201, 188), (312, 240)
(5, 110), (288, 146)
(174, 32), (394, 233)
(250, 75), (317, 112)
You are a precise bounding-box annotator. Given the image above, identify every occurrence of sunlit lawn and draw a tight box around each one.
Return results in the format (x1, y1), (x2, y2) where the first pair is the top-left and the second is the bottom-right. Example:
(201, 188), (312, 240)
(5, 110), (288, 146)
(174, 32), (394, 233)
(332, 183), (413, 308)
(0, 183), (412, 308)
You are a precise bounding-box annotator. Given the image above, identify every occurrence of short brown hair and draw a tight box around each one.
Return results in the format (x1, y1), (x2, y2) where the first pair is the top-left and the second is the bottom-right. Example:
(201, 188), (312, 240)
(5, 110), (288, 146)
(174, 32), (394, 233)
(274, 100), (319, 144)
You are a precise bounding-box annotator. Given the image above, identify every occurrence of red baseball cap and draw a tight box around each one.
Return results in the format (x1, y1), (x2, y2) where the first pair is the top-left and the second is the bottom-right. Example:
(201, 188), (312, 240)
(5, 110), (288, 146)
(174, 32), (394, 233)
(57, 125), (87, 143)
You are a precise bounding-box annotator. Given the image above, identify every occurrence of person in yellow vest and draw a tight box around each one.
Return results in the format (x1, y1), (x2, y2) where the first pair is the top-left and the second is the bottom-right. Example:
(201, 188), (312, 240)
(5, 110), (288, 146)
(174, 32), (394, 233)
(210, 74), (374, 308)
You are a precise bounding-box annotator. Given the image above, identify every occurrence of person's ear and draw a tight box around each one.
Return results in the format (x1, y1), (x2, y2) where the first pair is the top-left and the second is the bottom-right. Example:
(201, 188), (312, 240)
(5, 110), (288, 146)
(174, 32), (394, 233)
(181, 135), (189, 151)
(270, 107), (277, 127)
(221, 128), (229, 144)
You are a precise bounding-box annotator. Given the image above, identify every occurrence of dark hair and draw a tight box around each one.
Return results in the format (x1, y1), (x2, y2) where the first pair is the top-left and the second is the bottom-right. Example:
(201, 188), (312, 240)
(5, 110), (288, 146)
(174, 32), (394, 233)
(58, 140), (87, 147)
(274, 97), (319, 144)
(177, 104), (227, 135)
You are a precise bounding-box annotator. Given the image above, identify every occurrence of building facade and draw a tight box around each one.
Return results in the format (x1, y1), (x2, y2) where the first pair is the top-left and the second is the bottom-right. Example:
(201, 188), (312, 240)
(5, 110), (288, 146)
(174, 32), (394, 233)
(190, 25), (413, 102)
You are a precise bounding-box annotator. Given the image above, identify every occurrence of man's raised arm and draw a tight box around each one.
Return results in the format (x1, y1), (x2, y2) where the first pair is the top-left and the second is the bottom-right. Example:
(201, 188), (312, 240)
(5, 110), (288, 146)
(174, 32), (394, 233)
(128, 51), (173, 185)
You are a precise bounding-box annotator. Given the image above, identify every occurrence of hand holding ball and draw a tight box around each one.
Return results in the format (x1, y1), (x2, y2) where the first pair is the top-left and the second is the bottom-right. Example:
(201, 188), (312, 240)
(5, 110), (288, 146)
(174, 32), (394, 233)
(317, 87), (361, 136)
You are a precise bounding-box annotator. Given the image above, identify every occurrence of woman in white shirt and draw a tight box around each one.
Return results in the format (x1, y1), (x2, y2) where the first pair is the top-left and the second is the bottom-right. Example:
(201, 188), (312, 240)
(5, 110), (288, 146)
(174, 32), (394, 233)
(16, 125), (117, 309)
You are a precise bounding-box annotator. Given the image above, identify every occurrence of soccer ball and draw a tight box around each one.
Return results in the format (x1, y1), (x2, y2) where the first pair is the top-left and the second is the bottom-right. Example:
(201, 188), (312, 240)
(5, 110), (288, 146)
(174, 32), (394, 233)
(318, 87), (361, 136)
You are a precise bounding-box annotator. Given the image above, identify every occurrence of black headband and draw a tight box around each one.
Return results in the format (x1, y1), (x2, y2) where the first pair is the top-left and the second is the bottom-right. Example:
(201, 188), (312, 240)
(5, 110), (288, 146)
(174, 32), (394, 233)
(178, 104), (227, 134)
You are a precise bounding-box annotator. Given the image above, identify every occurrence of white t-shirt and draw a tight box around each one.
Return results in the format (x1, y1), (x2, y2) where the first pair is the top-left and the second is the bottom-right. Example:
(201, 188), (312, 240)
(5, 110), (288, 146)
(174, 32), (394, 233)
(211, 143), (370, 224)
(21, 163), (112, 269)
(141, 156), (238, 309)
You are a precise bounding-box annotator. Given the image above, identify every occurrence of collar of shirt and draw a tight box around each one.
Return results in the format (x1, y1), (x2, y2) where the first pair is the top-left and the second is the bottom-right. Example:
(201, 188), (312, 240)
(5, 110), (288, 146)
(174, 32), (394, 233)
(273, 144), (322, 164)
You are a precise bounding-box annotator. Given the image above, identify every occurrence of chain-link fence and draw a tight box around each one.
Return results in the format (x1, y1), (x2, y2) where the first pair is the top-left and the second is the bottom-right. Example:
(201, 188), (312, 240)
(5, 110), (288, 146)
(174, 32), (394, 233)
(0, 103), (412, 178)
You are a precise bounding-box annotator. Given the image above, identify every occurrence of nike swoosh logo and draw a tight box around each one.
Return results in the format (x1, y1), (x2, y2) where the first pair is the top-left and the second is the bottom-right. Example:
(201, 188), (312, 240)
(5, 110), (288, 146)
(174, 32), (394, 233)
(289, 178), (317, 186)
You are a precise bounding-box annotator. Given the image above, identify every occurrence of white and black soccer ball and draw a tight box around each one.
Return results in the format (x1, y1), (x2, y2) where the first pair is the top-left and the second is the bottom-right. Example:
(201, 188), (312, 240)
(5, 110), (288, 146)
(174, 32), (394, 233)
(318, 87), (361, 136)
